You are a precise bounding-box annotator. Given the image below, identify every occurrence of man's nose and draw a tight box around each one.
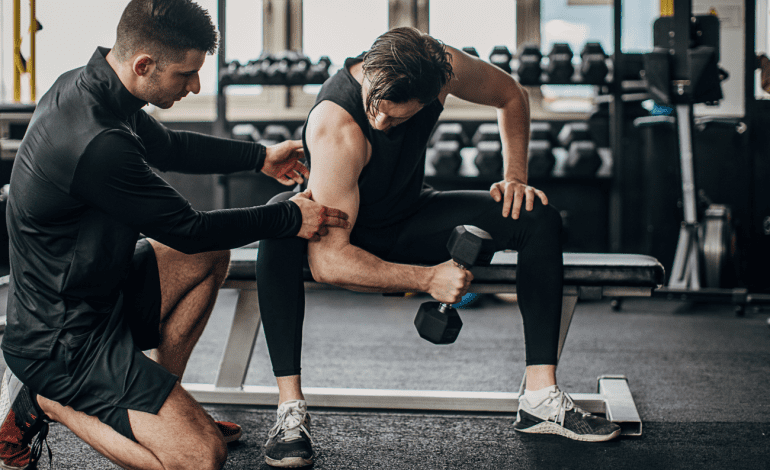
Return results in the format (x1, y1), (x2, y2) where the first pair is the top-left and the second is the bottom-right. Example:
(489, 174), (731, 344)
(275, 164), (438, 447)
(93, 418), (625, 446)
(187, 74), (201, 94)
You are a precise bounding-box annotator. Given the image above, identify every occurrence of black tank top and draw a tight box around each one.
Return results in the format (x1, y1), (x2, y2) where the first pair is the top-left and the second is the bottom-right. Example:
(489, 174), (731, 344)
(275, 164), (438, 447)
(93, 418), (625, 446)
(303, 55), (443, 229)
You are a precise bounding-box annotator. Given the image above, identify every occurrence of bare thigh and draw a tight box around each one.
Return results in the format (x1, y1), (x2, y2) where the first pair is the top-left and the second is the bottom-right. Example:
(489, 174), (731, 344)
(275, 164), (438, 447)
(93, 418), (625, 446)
(147, 240), (230, 320)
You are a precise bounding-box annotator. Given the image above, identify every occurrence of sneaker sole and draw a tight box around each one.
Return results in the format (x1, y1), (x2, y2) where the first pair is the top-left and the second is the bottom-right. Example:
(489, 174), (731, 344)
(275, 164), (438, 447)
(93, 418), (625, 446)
(515, 421), (621, 442)
(265, 456), (313, 468)
(222, 428), (242, 444)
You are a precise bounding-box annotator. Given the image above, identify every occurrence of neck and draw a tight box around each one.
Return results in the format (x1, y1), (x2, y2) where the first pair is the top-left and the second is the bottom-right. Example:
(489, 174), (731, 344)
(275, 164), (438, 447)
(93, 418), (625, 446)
(105, 49), (140, 97)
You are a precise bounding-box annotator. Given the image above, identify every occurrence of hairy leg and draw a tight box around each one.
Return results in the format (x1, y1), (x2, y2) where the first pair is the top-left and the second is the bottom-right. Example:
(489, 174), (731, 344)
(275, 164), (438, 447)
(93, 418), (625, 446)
(38, 383), (226, 470)
(147, 240), (230, 377)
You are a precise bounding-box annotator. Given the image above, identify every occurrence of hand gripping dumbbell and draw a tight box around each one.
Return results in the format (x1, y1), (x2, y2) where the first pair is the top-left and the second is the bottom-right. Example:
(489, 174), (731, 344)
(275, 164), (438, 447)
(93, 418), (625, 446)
(414, 226), (495, 345)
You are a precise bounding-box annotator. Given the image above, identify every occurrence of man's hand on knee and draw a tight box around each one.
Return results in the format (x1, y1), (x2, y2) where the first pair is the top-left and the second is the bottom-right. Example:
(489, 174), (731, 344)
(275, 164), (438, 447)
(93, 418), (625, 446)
(490, 180), (548, 219)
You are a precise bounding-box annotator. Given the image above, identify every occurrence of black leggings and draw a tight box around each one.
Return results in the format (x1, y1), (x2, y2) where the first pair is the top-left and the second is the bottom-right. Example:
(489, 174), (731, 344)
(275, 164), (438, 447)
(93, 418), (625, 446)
(256, 189), (564, 377)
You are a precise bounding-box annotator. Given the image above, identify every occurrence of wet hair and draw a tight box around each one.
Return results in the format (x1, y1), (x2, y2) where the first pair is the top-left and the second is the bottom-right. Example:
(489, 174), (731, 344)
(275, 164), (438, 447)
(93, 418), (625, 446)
(362, 27), (454, 115)
(112, 0), (218, 69)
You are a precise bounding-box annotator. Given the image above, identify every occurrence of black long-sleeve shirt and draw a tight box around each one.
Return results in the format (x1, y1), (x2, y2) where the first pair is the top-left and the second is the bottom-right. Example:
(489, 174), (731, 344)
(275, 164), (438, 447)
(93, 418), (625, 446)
(2, 47), (301, 359)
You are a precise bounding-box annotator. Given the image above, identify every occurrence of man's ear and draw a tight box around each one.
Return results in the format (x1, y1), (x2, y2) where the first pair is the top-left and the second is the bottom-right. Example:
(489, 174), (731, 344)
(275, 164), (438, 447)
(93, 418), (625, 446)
(132, 54), (155, 77)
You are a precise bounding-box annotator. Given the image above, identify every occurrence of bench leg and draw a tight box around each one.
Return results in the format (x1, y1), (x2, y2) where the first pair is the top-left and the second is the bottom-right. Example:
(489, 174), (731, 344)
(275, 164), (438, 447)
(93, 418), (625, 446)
(213, 288), (261, 389)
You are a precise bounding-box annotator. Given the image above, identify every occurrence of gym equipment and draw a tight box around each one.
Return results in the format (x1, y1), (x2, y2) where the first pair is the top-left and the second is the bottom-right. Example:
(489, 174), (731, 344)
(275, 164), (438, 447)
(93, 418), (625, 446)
(414, 226), (495, 344)
(557, 122), (591, 148)
(259, 125), (292, 146)
(428, 140), (462, 176)
(579, 42), (609, 84)
(514, 44), (543, 85)
(564, 141), (602, 177)
(293, 125), (304, 141)
(545, 43), (575, 83)
(702, 204), (737, 288)
(231, 123), (261, 142)
(471, 123), (500, 147)
(489, 45), (513, 74)
(642, 5), (728, 291)
(286, 53), (312, 85)
(429, 122), (469, 148)
(474, 141), (504, 178)
(530, 122), (554, 144)
(184, 248), (665, 436)
(461, 47), (479, 57)
(528, 140), (555, 178)
(306, 56), (332, 84)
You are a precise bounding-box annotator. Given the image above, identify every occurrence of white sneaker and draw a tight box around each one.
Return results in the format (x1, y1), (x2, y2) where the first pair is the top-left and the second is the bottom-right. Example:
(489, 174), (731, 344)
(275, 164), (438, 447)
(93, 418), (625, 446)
(514, 386), (621, 442)
(264, 400), (313, 468)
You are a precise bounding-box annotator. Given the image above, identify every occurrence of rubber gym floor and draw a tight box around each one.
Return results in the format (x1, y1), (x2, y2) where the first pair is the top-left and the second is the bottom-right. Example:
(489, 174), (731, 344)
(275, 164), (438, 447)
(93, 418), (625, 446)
(2, 289), (768, 470)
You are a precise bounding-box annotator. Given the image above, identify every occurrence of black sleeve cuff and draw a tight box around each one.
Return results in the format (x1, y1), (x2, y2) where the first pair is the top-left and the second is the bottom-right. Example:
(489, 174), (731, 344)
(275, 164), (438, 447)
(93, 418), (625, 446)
(253, 144), (267, 173)
(280, 199), (303, 238)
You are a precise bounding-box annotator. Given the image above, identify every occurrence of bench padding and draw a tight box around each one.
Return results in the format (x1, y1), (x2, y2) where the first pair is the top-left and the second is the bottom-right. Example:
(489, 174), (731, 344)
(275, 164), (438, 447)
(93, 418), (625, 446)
(228, 248), (664, 288)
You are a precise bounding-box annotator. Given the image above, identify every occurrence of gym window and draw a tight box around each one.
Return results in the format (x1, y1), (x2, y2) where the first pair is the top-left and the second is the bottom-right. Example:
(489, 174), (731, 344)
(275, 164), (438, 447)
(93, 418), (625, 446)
(428, 0), (517, 67)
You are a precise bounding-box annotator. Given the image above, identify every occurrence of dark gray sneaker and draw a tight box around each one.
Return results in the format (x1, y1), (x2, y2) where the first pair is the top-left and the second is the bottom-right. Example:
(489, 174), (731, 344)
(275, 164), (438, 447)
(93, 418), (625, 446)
(514, 386), (621, 442)
(264, 400), (313, 468)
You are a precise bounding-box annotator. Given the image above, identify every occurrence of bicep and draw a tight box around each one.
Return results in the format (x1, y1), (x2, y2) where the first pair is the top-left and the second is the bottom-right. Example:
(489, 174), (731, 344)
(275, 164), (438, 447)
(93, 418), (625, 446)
(305, 105), (367, 255)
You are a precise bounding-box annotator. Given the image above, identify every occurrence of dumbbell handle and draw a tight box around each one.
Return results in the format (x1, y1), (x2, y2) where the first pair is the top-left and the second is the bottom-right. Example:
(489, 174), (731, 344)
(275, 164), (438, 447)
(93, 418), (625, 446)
(437, 261), (471, 313)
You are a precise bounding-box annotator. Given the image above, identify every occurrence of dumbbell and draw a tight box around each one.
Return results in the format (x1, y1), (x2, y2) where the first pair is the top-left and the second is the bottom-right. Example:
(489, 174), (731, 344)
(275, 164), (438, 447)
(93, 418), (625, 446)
(259, 125), (292, 147)
(430, 122), (469, 148)
(231, 123), (261, 142)
(286, 53), (312, 84)
(514, 44), (543, 85)
(475, 141), (503, 178)
(462, 47), (479, 57)
(306, 56), (332, 84)
(489, 45), (513, 74)
(414, 226), (495, 345)
(471, 123), (500, 147)
(557, 122), (591, 148)
(264, 51), (294, 84)
(546, 43), (575, 83)
(528, 141), (555, 178)
(564, 141), (601, 177)
(471, 124), (503, 178)
(528, 122), (555, 178)
(428, 141), (462, 176)
(579, 42), (609, 84)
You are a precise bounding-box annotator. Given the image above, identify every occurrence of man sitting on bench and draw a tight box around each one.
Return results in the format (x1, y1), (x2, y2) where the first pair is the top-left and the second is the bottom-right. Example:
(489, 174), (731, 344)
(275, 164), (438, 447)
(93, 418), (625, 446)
(256, 27), (620, 468)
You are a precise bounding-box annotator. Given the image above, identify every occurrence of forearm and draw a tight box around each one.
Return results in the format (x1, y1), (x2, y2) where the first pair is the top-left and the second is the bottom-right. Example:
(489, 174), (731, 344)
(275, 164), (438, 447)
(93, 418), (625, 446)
(498, 88), (530, 183)
(310, 243), (431, 293)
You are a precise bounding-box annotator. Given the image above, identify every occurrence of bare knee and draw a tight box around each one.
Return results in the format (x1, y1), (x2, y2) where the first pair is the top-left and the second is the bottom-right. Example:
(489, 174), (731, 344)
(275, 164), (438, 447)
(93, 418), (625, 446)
(184, 439), (227, 470)
(160, 430), (227, 470)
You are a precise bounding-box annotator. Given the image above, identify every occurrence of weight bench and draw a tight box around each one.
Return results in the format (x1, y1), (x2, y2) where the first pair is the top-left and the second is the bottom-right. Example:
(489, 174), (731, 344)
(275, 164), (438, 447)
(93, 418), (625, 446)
(183, 248), (664, 437)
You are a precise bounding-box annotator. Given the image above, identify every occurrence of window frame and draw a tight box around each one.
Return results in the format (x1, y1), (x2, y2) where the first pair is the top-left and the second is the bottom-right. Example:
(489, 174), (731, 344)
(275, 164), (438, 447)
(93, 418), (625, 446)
(152, 0), (593, 123)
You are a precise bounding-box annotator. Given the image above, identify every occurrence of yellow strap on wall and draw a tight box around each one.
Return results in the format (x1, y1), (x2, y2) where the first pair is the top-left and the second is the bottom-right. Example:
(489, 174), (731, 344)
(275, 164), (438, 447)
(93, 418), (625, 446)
(13, 0), (38, 103)
(661, 0), (674, 17)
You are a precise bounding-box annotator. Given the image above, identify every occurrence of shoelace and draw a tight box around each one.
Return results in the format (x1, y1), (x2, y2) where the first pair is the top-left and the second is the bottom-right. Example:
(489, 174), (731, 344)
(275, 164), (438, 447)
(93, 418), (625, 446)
(29, 421), (52, 470)
(267, 406), (312, 445)
(544, 389), (590, 426)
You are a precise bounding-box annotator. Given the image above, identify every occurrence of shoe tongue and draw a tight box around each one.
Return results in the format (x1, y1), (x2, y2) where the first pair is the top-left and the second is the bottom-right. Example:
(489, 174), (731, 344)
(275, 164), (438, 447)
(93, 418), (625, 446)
(278, 399), (307, 414)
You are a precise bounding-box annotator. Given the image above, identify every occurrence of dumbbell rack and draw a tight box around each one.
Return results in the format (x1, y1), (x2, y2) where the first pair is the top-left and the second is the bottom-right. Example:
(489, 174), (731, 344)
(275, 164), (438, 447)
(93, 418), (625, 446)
(212, 0), (329, 209)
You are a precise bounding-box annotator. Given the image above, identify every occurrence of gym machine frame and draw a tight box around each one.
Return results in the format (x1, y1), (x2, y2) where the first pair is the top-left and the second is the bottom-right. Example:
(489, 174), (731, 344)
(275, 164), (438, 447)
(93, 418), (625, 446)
(638, 0), (758, 312)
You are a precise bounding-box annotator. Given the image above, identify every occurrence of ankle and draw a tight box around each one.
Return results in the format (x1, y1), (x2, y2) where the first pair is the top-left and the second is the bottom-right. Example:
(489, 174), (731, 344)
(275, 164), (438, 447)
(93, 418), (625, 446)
(276, 375), (304, 405)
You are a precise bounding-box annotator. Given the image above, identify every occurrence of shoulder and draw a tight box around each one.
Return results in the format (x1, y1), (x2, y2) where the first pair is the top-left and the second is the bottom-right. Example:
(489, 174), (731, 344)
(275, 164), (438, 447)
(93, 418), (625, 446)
(307, 101), (368, 151)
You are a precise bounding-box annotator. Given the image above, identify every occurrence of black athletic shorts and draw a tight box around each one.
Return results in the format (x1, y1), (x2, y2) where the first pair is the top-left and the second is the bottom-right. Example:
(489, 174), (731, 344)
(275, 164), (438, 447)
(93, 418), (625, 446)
(3, 238), (178, 442)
